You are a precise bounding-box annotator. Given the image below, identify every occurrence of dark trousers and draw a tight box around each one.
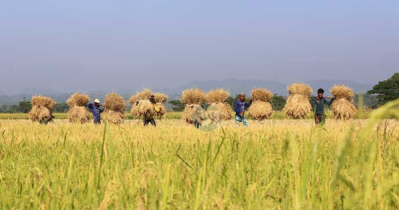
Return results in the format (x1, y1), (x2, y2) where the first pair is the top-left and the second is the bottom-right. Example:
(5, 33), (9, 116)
(194, 121), (201, 129)
(315, 114), (325, 125)
(144, 119), (156, 127)
(94, 119), (101, 125)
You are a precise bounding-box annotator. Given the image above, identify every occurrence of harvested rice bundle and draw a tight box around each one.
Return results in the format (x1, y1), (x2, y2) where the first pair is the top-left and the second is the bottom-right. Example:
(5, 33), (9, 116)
(248, 88), (273, 121)
(29, 96), (56, 123)
(181, 89), (206, 105)
(182, 104), (206, 124)
(66, 93), (90, 123)
(103, 93), (125, 124)
(207, 103), (233, 123)
(251, 88), (273, 102)
(284, 83), (313, 119)
(206, 89), (230, 104)
(156, 103), (167, 117)
(129, 89), (152, 105)
(330, 85), (357, 120)
(205, 89), (233, 123)
(154, 93), (168, 103)
(131, 100), (157, 119)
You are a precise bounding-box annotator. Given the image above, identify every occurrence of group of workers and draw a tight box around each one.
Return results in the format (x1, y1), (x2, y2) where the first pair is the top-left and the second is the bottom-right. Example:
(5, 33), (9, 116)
(87, 88), (334, 127)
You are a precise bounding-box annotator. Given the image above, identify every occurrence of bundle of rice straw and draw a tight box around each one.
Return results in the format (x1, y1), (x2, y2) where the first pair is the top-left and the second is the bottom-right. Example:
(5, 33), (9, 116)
(206, 89), (233, 123)
(284, 83), (313, 119)
(331, 85), (357, 120)
(181, 89), (206, 124)
(182, 104), (207, 124)
(248, 88), (273, 121)
(66, 93), (90, 123)
(130, 89), (168, 119)
(29, 96), (56, 123)
(103, 93), (125, 124)
(181, 88), (206, 105)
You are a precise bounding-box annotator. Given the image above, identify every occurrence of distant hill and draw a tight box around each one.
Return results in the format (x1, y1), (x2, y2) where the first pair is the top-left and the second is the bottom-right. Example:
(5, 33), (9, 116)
(0, 79), (374, 105)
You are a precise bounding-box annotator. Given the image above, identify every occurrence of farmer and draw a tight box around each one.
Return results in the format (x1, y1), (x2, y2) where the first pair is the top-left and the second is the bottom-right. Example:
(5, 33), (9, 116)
(87, 99), (104, 124)
(234, 93), (252, 127)
(312, 88), (335, 125)
(144, 95), (162, 127)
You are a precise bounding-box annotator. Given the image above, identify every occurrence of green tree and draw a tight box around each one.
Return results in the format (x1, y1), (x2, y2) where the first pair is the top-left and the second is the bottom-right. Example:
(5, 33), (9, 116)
(367, 72), (399, 106)
(53, 102), (69, 113)
(169, 100), (185, 112)
(18, 98), (32, 113)
(271, 95), (286, 111)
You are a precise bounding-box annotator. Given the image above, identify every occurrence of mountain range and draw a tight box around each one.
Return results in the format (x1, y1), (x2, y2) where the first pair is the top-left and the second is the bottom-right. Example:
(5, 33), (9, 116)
(0, 79), (374, 105)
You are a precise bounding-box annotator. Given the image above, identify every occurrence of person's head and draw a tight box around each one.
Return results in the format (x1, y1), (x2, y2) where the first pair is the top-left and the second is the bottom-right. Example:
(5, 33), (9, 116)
(239, 93), (245, 102)
(94, 99), (100, 106)
(149, 95), (156, 104)
(317, 88), (324, 98)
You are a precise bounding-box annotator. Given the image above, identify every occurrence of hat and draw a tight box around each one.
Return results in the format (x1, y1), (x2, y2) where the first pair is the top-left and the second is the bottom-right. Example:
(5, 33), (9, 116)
(239, 93), (246, 97)
(94, 99), (100, 103)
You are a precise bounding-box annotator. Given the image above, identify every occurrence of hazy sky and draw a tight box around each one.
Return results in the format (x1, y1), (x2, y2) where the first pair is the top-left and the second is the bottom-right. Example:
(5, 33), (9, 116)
(1, 0), (398, 94)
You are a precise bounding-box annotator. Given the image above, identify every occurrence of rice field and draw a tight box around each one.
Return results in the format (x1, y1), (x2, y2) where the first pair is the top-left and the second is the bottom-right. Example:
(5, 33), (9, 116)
(0, 101), (399, 209)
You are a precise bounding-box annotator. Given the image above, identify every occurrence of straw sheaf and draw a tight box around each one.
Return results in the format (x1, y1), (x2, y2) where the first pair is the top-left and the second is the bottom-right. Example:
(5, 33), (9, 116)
(29, 106), (53, 123)
(207, 102), (233, 123)
(154, 93), (168, 104)
(182, 104), (206, 124)
(67, 93), (90, 107)
(67, 106), (90, 123)
(181, 89), (206, 105)
(130, 89), (153, 105)
(131, 100), (157, 119)
(332, 98), (357, 120)
(284, 94), (312, 119)
(251, 89), (274, 102)
(31, 96), (56, 110)
(330, 85), (355, 101)
(156, 103), (167, 117)
(103, 110), (124, 124)
(287, 83), (313, 96)
(104, 93), (126, 112)
(206, 89), (230, 104)
(248, 101), (273, 121)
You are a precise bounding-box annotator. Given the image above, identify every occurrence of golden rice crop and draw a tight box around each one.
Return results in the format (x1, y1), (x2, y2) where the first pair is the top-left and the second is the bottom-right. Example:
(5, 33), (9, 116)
(131, 100), (157, 119)
(66, 93), (90, 123)
(331, 85), (357, 120)
(284, 83), (313, 119)
(181, 89), (206, 105)
(31, 96), (56, 109)
(154, 93), (168, 103)
(251, 88), (273, 102)
(206, 89), (230, 104)
(103, 110), (125, 125)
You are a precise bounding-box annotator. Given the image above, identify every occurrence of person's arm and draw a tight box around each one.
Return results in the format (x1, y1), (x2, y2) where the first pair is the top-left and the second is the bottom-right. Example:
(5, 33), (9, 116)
(311, 98), (317, 110)
(87, 103), (93, 110)
(327, 98), (335, 106)
(100, 106), (105, 113)
(245, 100), (252, 108)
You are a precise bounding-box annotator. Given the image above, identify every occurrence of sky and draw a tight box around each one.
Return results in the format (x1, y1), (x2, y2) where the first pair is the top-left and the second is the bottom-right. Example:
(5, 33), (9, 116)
(0, 0), (398, 94)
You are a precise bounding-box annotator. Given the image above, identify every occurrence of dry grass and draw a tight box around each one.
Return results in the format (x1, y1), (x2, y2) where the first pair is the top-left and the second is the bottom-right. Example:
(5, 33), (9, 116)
(207, 103), (233, 123)
(103, 93), (125, 124)
(181, 89), (206, 105)
(287, 83), (313, 95)
(206, 89), (230, 104)
(284, 83), (313, 119)
(182, 104), (206, 124)
(67, 93), (90, 107)
(251, 88), (273, 102)
(331, 85), (357, 120)
(129, 89), (152, 105)
(131, 100), (157, 119)
(154, 93), (168, 103)
(67, 106), (90, 123)
(29, 96), (56, 123)
(248, 101), (273, 121)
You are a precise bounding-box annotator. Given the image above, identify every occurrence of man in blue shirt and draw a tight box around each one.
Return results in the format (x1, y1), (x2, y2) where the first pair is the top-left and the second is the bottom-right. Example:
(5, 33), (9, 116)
(312, 88), (335, 125)
(87, 99), (104, 124)
(234, 93), (252, 127)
